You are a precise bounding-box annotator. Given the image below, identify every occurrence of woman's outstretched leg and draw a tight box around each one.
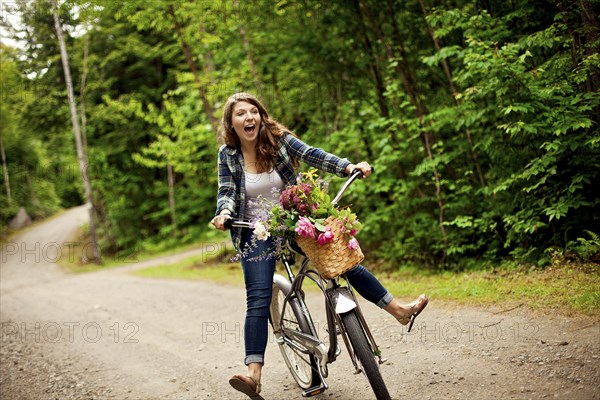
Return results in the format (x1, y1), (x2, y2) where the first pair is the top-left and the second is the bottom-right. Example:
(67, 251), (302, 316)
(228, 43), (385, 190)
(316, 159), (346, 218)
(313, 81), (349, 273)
(344, 264), (429, 330)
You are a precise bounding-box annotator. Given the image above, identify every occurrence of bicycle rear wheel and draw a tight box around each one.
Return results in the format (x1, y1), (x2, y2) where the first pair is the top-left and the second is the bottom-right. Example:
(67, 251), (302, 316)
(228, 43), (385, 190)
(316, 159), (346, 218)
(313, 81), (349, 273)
(340, 310), (391, 400)
(270, 284), (320, 390)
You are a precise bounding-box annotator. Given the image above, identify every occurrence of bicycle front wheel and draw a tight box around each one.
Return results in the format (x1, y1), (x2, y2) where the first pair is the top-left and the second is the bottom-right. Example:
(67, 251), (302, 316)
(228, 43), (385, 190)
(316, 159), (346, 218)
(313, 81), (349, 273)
(270, 284), (320, 390)
(340, 310), (391, 400)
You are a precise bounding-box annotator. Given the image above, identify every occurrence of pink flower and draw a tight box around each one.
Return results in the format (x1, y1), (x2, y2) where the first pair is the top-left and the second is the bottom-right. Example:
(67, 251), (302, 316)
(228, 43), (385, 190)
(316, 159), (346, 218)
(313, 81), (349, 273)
(317, 227), (334, 245)
(295, 217), (316, 239)
(303, 184), (312, 196)
(350, 229), (357, 236)
(348, 237), (360, 250)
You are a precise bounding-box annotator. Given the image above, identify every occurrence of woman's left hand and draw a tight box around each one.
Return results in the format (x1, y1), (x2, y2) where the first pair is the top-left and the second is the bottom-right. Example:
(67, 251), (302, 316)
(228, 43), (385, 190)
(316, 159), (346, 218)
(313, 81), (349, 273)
(346, 161), (372, 178)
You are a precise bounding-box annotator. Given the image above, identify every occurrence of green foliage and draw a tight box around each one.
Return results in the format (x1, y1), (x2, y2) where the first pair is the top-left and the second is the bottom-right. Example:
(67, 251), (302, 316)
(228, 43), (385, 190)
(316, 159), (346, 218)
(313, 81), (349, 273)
(446, 4), (599, 265)
(3, 0), (598, 270)
(0, 45), (63, 228)
(374, 0), (600, 268)
(567, 231), (600, 262)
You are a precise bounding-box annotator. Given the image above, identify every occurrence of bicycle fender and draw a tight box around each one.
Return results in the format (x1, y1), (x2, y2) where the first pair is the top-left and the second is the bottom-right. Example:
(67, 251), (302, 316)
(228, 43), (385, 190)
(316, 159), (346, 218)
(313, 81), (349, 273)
(329, 287), (357, 314)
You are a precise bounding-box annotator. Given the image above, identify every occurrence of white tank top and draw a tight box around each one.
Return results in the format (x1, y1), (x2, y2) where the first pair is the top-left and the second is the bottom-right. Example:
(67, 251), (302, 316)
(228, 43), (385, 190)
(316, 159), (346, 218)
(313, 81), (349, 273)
(244, 170), (285, 220)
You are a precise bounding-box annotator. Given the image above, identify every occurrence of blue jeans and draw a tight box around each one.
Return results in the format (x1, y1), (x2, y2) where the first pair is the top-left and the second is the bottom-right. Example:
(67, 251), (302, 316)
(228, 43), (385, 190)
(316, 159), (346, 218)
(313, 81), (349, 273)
(239, 228), (393, 365)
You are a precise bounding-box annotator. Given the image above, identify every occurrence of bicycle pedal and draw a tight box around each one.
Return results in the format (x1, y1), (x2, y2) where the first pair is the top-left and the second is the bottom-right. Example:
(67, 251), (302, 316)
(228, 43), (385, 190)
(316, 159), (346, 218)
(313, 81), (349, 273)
(302, 382), (327, 397)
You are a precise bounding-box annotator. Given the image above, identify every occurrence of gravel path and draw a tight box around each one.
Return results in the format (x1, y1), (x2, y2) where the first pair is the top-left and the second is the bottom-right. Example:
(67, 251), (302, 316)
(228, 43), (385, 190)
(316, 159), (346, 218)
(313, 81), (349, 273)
(1, 205), (598, 399)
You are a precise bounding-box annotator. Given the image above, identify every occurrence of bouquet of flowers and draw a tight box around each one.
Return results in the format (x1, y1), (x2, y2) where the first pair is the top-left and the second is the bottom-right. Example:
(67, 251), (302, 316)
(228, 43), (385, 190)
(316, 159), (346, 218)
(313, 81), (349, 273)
(247, 169), (364, 278)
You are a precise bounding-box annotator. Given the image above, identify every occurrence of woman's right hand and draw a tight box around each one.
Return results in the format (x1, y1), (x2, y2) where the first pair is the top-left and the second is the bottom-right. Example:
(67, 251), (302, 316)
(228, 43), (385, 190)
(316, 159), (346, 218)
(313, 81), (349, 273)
(211, 213), (231, 231)
(345, 161), (372, 178)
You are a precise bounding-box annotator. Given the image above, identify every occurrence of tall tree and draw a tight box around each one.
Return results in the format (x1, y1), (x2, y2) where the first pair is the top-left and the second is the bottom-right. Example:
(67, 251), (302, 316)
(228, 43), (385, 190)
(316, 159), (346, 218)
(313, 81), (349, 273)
(419, 0), (486, 188)
(4, 0), (597, 269)
(167, 4), (218, 132)
(0, 133), (11, 206)
(51, 0), (100, 262)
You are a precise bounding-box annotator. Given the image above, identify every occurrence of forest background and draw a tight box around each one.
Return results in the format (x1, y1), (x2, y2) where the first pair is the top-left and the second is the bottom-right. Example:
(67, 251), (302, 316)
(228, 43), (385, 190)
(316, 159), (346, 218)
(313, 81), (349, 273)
(1, 0), (599, 271)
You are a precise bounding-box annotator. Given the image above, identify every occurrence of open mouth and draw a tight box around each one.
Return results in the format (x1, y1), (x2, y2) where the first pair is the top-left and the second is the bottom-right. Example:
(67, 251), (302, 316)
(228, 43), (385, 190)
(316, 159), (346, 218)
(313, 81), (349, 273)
(244, 124), (255, 134)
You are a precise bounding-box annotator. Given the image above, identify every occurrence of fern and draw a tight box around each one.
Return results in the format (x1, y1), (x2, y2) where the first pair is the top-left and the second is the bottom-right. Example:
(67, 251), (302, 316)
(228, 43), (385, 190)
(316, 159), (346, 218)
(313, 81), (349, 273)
(568, 231), (600, 261)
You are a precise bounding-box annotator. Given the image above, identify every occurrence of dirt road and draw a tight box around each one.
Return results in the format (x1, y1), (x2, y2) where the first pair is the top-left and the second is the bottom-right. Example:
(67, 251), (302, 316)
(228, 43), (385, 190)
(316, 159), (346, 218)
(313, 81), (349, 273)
(1, 205), (598, 399)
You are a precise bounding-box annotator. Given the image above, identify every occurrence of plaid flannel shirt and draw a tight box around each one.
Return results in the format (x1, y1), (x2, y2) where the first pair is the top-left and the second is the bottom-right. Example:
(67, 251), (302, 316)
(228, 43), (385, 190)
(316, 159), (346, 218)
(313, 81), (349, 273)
(216, 132), (351, 251)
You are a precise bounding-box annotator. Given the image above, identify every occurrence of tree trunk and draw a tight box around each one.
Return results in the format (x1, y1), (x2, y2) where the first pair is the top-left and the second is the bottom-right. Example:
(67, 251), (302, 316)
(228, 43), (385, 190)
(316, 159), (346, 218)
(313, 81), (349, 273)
(51, 0), (100, 263)
(556, 1), (582, 70)
(354, 0), (389, 119)
(199, 22), (215, 77)
(25, 167), (36, 206)
(579, 0), (600, 93)
(419, 0), (486, 187)
(355, 0), (399, 147)
(79, 32), (90, 151)
(418, 0), (457, 97)
(0, 133), (11, 205)
(386, 0), (449, 255)
(239, 25), (262, 93)
(232, 0), (261, 93)
(168, 5), (218, 133)
(167, 163), (176, 236)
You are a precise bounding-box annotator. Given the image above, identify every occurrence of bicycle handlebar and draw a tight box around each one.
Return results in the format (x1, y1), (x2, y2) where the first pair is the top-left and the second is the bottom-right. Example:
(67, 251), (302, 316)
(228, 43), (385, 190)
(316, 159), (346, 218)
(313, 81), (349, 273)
(222, 167), (372, 230)
(331, 168), (367, 205)
(224, 218), (253, 230)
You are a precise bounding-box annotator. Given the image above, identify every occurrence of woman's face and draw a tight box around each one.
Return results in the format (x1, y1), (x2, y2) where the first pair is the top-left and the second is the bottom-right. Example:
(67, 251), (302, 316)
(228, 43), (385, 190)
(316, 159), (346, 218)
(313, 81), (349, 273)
(231, 101), (261, 148)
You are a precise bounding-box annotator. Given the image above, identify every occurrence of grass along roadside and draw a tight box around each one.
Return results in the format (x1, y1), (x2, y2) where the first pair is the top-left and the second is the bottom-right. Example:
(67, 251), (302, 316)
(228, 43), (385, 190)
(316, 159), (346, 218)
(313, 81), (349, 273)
(134, 254), (600, 319)
(380, 263), (599, 319)
(133, 249), (243, 287)
(17, 207), (598, 319)
(59, 224), (232, 274)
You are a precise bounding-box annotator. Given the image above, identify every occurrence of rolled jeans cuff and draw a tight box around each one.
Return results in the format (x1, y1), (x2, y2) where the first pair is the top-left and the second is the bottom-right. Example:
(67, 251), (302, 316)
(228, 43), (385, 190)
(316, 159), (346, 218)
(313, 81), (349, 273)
(245, 354), (264, 365)
(376, 292), (394, 309)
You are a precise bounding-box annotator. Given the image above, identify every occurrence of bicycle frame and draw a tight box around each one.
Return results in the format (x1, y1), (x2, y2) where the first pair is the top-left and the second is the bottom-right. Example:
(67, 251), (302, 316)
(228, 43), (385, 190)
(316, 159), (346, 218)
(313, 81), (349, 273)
(273, 247), (387, 394)
(226, 169), (387, 397)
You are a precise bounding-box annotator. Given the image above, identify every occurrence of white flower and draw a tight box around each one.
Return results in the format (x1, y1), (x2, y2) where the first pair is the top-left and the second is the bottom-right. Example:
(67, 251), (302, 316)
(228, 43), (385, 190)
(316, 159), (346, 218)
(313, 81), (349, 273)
(253, 221), (271, 241)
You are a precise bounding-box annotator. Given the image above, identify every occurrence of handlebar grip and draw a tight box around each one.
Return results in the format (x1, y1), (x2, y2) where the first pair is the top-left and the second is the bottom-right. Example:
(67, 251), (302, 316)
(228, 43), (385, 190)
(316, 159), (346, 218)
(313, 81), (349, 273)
(350, 169), (363, 178)
(222, 218), (253, 230)
(350, 166), (375, 178)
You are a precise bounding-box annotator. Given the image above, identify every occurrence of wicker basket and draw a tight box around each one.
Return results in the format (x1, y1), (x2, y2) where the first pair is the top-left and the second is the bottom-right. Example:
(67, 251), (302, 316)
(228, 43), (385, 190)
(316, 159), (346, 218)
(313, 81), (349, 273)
(295, 216), (364, 279)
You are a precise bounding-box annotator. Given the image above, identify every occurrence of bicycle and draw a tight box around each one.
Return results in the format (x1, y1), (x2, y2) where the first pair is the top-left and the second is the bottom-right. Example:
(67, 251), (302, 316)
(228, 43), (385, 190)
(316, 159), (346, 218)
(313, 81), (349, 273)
(226, 170), (392, 400)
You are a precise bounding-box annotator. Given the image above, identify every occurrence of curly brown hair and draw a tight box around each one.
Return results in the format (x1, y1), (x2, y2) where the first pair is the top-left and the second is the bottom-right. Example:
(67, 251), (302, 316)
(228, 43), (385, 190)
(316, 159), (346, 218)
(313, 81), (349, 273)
(218, 92), (298, 172)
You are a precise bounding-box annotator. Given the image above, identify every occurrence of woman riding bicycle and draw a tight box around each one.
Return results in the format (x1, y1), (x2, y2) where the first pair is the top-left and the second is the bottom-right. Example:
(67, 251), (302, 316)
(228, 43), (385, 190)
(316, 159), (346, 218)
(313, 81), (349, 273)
(210, 92), (429, 399)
